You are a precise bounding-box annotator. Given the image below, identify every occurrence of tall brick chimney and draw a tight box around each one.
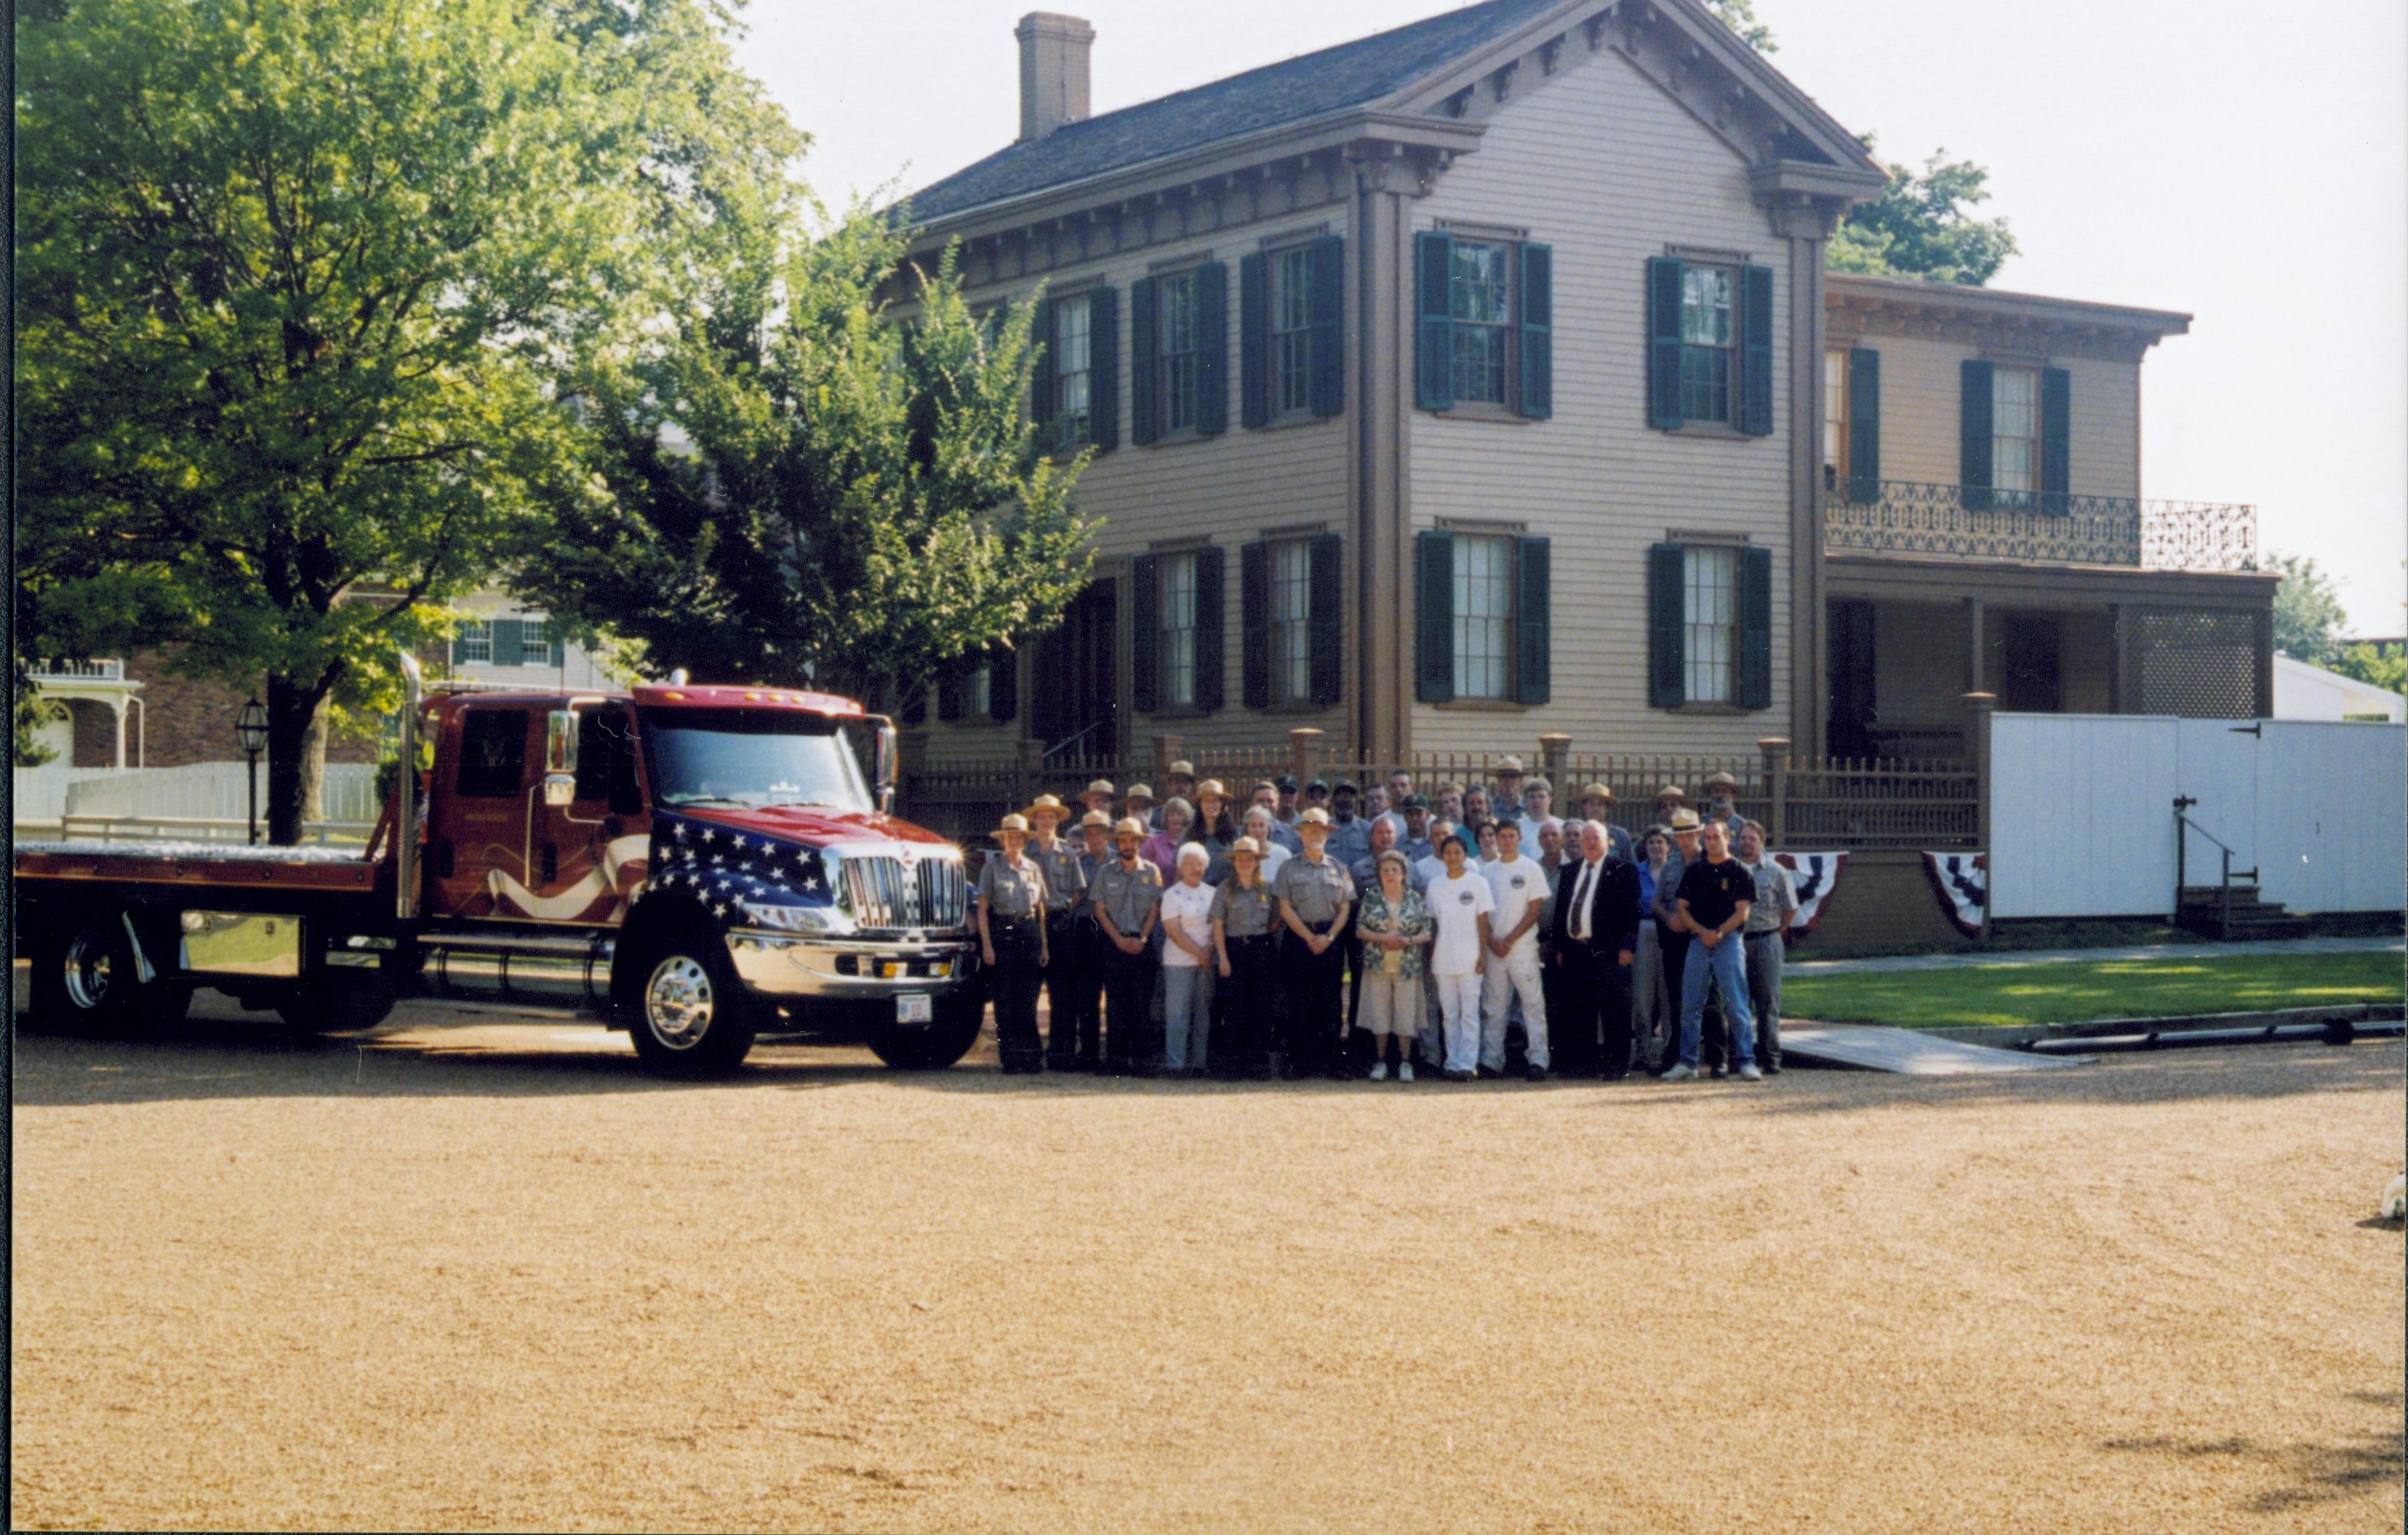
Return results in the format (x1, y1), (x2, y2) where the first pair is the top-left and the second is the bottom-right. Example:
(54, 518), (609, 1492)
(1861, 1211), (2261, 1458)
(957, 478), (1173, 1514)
(1016, 13), (1094, 143)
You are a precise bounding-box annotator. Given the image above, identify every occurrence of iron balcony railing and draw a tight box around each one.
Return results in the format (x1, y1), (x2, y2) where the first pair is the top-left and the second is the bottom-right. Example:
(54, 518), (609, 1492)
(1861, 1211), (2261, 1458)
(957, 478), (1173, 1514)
(1824, 479), (2258, 572)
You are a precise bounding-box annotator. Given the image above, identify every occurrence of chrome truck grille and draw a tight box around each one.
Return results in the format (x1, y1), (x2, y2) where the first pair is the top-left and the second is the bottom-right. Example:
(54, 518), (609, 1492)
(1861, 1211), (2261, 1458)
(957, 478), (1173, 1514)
(840, 851), (970, 933)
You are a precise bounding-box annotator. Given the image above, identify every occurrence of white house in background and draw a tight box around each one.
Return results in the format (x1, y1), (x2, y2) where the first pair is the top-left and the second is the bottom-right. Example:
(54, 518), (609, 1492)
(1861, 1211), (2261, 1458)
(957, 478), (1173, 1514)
(2272, 653), (2405, 722)
(443, 588), (619, 691)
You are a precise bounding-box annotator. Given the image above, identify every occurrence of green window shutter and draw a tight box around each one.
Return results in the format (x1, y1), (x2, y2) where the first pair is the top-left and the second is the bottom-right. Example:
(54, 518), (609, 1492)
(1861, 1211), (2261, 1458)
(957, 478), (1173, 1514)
(550, 630), (566, 667)
(1029, 297), (1058, 449)
(1737, 546), (1773, 711)
(1517, 241), (1553, 421)
(1515, 536), (1551, 704)
(1129, 276), (1159, 446)
(1846, 346), (1882, 504)
(1648, 543), (1686, 709)
(1195, 260), (1228, 436)
(2041, 364), (2071, 513)
(937, 671), (963, 723)
(1739, 263), (1774, 436)
(1309, 234), (1345, 418)
(1087, 286), (1119, 451)
(901, 685), (926, 727)
(1959, 358), (1993, 511)
(1647, 256), (1685, 430)
(989, 647), (1018, 723)
(490, 618), (524, 669)
(1240, 540), (1270, 709)
(1194, 544), (1224, 713)
(1239, 253), (1270, 429)
(1414, 530), (1454, 703)
(1308, 532), (1343, 708)
(449, 629), (466, 667)
(1129, 554), (1160, 713)
(1414, 231), (1454, 412)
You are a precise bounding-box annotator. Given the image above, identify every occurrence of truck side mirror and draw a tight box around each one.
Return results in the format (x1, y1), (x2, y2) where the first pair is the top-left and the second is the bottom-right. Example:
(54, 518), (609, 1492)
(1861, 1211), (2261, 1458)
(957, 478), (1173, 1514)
(546, 709), (580, 776)
(875, 721), (899, 815)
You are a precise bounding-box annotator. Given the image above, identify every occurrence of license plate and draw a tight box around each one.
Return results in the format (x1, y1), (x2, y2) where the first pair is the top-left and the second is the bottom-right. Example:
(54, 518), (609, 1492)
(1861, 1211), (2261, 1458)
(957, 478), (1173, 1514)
(895, 993), (933, 1024)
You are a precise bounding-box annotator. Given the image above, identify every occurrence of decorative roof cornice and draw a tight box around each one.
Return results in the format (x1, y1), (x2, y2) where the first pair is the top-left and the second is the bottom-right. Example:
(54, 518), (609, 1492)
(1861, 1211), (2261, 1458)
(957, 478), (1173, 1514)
(1827, 272), (2192, 364)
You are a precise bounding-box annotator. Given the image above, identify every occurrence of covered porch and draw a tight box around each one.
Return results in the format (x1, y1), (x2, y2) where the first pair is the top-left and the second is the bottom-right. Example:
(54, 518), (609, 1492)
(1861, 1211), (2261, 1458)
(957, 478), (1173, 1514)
(1825, 556), (2277, 761)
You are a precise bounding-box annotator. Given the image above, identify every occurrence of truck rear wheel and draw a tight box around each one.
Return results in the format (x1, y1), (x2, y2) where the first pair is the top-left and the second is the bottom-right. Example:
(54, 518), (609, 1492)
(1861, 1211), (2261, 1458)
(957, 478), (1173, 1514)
(621, 927), (757, 1076)
(867, 995), (984, 1071)
(29, 907), (188, 1034)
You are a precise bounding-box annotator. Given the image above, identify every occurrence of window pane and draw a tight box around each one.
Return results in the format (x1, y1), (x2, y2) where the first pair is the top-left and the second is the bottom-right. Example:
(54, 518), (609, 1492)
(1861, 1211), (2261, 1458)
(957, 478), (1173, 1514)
(1056, 294), (1092, 448)
(1992, 366), (2038, 497)
(521, 619), (552, 665)
(1450, 242), (1510, 324)
(1452, 323), (1507, 406)
(1680, 345), (1731, 423)
(1271, 249), (1314, 415)
(970, 663), (992, 718)
(1451, 534), (1515, 701)
(1822, 348), (1848, 477)
(1160, 552), (1197, 709)
(1159, 275), (1200, 433)
(1680, 267), (1733, 346)
(1683, 546), (1737, 705)
(458, 620), (491, 665)
(1447, 240), (1511, 407)
(1271, 539), (1313, 702)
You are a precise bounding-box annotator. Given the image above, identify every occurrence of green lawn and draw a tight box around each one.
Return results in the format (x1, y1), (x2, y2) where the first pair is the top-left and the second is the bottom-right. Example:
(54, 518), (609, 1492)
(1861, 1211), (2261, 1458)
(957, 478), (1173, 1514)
(1785, 951), (2404, 1030)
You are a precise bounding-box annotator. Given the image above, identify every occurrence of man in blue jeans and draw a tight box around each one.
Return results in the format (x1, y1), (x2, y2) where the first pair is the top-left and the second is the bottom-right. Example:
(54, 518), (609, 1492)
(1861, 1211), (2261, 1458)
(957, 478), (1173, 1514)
(1664, 818), (1761, 1082)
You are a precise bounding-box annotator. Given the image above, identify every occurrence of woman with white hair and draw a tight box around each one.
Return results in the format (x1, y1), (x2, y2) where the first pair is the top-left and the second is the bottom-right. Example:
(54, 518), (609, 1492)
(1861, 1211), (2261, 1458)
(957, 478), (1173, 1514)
(1158, 842), (1218, 1075)
(1240, 804), (1292, 884)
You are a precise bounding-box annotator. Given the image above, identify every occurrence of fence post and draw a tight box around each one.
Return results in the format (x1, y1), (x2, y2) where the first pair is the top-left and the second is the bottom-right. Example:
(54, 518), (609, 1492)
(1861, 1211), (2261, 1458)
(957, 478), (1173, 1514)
(1016, 736), (1045, 813)
(1756, 737), (1789, 848)
(1289, 727), (1324, 792)
(1152, 733), (1180, 792)
(1963, 691), (1996, 940)
(1538, 733), (1571, 796)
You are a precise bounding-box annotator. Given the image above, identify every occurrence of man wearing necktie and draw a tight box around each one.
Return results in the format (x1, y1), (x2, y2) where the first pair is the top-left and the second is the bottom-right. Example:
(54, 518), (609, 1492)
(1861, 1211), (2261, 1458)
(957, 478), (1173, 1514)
(1547, 822), (1643, 1079)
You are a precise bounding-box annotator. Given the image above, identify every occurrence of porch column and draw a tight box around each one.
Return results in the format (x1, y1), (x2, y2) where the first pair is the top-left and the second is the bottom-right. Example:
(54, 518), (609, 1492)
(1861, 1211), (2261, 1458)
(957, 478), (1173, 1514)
(1768, 194), (1844, 757)
(112, 699), (128, 770)
(1963, 596), (1987, 696)
(1349, 144), (1414, 765)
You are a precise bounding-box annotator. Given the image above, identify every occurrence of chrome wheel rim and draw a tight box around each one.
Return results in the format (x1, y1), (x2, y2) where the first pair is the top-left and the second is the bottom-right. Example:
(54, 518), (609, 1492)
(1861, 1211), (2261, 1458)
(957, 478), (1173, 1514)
(644, 955), (714, 1048)
(62, 929), (114, 1012)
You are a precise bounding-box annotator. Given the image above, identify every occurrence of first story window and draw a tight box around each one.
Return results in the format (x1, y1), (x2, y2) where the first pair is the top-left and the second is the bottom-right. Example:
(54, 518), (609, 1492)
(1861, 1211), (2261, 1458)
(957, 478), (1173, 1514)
(519, 618), (553, 667)
(1156, 271), (1202, 434)
(1822, 346), (1850, 485)
(968, 661), (993, 719)
(1269, 538), (1313, 703)
(1158, 549), (1198, 709)
(453, 620), (492, 666)
(1053, 293), (1093, 450)
(1679, 265), (1736, 424)
(1991, 364), (2040, 502)
(1448, 239), (1513, 406)
(1452, 532), (1517, 701)
(1681, 546), (1738, 705)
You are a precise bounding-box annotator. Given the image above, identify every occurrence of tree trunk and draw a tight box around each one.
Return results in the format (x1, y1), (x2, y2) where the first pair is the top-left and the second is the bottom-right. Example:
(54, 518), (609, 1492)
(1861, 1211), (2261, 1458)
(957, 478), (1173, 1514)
(263, 673), (333, 845)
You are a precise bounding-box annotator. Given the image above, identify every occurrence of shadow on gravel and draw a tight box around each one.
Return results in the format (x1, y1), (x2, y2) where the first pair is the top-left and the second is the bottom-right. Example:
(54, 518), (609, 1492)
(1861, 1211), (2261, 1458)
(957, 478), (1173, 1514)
(2102, 1389), (2405, 1515)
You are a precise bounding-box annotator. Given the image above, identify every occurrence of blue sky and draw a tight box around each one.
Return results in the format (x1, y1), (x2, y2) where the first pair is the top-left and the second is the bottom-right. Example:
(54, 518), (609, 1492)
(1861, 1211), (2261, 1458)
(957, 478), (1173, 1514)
(746, 0), (2408, 636)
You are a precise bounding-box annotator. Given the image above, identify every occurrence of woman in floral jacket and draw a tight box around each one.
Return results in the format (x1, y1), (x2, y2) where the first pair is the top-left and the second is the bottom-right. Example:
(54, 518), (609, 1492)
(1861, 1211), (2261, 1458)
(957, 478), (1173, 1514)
(1353, 849), (1434, 1082)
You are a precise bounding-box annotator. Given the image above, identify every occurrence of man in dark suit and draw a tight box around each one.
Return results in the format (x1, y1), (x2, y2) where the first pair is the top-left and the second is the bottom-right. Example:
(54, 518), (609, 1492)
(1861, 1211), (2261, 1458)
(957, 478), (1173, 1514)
(1548, 820), (1644, 1079)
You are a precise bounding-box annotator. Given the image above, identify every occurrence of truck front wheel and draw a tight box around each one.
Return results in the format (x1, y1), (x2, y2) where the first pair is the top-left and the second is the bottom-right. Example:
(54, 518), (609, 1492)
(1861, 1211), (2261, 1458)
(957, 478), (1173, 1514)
(620, 927), (756, 1076)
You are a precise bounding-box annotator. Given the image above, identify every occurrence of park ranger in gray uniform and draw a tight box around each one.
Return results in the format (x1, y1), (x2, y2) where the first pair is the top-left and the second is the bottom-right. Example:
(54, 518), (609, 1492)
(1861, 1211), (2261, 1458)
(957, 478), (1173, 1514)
(1090, 816), (1164, 1076)
(1024, 794), (1087, 1071)
(1272, 808), (1356, 1079)
(976, 814), (1052, 1074)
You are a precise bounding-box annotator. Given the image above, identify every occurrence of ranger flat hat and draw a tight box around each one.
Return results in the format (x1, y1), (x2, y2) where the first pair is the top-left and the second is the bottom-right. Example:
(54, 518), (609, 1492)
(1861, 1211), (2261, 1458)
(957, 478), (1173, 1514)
(1229, 836), (1265, 858)
(1084, 778), (1117, 797)
(1492, 755), (1526, 776)
(1022, 793), (1069, 822)
(1125, 783), (1157, 801)
(1296, 808), (1334, 829)
(1702, 770), (1741, 791)
(1112, 816), (1148, 838)
(1195, 778), (1228, 800)
(1667, 808), (1703, 831)
(1079, 809), (1113, 830)
(1581, 782), (1616, 802)
(994, 813), (1032, 837)
(1655, 783), (1689, 803)
(1168, 759), (1196, 777)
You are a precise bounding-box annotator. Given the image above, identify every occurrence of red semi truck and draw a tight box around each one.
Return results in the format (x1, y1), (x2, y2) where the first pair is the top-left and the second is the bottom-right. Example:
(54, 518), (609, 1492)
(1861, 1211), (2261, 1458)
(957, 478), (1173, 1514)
(13, 655), (984, 1073)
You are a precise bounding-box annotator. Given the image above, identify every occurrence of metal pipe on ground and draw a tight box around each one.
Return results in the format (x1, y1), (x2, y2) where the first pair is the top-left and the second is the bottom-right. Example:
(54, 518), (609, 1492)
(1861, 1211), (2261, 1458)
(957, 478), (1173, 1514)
(2028, 1018), (2405, 1055)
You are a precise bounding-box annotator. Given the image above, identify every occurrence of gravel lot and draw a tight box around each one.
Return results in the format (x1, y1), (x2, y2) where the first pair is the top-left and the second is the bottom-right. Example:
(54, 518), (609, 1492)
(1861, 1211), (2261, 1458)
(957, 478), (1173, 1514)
(11, 995), (2403, 1534)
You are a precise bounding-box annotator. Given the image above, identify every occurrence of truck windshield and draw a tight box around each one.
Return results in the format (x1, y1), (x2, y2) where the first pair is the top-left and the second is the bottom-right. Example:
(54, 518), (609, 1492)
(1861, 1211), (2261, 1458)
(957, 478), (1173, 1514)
(641, 708), (875, 814)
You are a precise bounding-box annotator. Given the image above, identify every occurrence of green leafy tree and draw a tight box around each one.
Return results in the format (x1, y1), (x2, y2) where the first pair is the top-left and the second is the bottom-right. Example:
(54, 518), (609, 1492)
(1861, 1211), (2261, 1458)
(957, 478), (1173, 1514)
(2330, 642), (2406, 696)
(1703, 0), (1776, 53)
(13, 0), (705, 842)
(11, 677), (64, 768)
(1828, 142), (2018, 285)
(2266, 552), (2350, 666)
(516, 211), (1096, 709)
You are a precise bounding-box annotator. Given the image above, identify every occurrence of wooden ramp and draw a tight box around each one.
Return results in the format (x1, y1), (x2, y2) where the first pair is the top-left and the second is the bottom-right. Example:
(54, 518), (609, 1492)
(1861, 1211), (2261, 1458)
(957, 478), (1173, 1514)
(1781, 1024), (2093, 1074)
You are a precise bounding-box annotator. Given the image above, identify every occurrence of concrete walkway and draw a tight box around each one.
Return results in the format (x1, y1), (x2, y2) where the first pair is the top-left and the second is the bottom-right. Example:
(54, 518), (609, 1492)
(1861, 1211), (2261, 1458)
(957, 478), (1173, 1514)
(1789, 933), (2403, 976)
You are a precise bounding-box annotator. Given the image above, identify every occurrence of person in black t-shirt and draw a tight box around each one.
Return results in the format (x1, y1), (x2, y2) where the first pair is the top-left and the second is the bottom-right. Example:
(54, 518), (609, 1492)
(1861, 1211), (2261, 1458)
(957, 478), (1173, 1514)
(1665, 819), (1762, 1082)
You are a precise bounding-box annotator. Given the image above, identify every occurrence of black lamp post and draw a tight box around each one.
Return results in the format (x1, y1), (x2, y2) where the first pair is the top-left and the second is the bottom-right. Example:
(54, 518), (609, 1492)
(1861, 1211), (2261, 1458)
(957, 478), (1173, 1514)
(236, 699), (269, 844)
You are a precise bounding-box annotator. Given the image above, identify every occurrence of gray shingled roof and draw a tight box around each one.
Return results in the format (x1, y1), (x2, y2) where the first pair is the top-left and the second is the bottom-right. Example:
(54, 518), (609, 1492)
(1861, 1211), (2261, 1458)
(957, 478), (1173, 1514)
(907, 0), (1563, 224)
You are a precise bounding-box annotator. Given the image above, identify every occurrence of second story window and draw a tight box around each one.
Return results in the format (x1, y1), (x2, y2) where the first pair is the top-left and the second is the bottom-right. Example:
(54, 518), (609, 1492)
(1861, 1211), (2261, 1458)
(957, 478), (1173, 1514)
(1271, 248), (1315, 415)
(1679, 266), (1736, 424)
(1449, 240), (1513, 406)
(1053, 293), (1093, 451)
(1682, 545), (1738, 705)
(1156, 271), (1202, 434)
(1269, 538), (1313, 703)
(1452, 532), (1517, 701)
(1822, 347), (1850, 487)
(1991, 365), (2040, 503)
(1158, 550), (1198, 709)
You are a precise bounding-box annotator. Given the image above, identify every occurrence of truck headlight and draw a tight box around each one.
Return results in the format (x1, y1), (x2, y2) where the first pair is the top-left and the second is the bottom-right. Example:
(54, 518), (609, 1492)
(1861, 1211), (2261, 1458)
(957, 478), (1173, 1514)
(740, 900), (846, 935)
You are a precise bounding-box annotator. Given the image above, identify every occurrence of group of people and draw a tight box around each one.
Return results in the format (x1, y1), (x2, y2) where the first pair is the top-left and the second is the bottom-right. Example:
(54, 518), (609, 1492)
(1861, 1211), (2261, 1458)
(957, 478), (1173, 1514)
(971, 757), (1798, 1085)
